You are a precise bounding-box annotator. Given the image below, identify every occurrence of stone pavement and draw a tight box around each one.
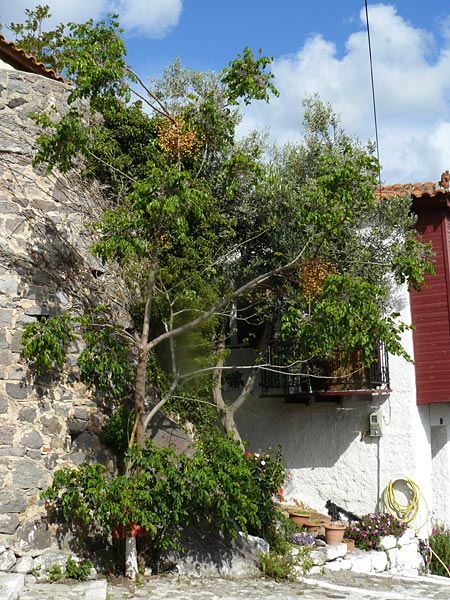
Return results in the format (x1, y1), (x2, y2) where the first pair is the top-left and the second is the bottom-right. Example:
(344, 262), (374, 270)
(5, 570), (450, 600)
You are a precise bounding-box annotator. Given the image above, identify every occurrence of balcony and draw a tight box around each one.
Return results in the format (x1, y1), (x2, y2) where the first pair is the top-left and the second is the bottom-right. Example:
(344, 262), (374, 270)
(260, 342), (390, 401)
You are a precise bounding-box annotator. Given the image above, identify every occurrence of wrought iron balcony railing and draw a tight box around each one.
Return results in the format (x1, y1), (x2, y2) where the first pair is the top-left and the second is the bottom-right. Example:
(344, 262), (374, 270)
(260, 342), (390, 399)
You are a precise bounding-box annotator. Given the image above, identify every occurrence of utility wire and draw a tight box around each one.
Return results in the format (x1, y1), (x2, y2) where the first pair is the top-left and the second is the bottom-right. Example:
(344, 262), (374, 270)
(364, 0), (382, 191)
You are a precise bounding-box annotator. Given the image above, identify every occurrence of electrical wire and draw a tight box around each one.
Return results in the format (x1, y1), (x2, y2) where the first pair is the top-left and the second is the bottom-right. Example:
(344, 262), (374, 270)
(364, 0), (382, 192)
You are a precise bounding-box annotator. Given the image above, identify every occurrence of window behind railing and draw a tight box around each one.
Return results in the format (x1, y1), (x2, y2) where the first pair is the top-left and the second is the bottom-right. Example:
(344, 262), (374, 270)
(260, 342), (390, 397)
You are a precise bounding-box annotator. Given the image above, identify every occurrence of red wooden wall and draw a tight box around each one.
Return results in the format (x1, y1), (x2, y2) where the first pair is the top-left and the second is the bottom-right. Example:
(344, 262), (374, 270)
(410, 197), (450, 404)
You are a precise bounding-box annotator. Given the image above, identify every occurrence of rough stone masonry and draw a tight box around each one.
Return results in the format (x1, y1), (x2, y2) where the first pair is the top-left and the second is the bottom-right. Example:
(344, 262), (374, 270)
(0, 67), (130, 557)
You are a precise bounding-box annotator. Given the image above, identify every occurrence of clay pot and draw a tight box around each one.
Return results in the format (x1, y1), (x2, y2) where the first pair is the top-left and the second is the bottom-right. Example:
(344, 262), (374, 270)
(305, 520), (326, 533)
(112, 524), (147, 539)
(288, 511), (311, 527)
(324, 523), (346, 545)
(343, 538), (355, 553)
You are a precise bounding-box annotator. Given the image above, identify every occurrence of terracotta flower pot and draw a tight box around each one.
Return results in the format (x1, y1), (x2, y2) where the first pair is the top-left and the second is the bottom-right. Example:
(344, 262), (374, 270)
(305, 520), (326, 533)
(112, 524), (147, 539)
(343, 538), (355, 553)
(288, 511), (311, 527)
(324, 523), (346, 545)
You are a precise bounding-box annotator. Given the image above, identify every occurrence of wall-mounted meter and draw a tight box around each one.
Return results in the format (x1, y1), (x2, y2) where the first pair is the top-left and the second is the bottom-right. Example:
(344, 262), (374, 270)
(369, 410), (383, 436)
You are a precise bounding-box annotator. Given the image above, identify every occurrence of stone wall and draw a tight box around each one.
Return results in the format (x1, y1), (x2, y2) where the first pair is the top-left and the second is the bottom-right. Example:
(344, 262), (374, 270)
(0, 68), (129, 553)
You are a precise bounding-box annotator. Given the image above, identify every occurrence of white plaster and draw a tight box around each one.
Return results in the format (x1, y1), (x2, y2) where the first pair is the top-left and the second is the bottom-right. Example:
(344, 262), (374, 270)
(430, 415), (450, 527)
(0, 58), (15, 71)
(124, 537), (138, 579)
(235, 283), (445, 530)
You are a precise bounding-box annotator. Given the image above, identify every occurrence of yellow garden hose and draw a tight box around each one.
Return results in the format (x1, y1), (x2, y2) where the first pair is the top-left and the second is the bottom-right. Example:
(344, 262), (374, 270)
(383, 477), (428, 531)
(383, 478), (450, 577)
(428, 547), (450, 578)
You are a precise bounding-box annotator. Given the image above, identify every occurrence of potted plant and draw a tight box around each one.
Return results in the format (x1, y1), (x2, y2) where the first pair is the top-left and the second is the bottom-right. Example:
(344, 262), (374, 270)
(288, 509), (311, 527)
(305, 518), (326, 533)
(324, 521), (347, 545)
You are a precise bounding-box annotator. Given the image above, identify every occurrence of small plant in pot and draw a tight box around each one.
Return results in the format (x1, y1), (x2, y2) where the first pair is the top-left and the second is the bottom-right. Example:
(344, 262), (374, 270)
(305, 518), (326, 534)
(288, 509), (311, 528)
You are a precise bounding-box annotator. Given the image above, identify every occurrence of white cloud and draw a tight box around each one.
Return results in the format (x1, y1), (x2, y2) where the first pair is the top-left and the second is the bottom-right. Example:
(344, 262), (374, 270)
(0, 0), (182, 38)
(0, 0), (105, 30)
(239, 4), (450, 184)
(111, 0), (182, 38)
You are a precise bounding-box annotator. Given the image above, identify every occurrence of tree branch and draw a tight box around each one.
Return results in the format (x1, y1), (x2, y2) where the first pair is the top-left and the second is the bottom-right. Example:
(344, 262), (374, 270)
(146, 243), (310, 352)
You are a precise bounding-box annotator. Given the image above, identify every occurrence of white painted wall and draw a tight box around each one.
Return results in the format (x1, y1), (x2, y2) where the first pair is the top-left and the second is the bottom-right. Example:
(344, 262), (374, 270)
(0, 58), (15, 71)
(234, 284), (442, 532)
(429, 403), (450, 527)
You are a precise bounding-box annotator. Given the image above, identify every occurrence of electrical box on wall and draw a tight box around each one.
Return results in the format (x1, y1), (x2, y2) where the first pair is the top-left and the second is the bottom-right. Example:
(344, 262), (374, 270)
(369, 410), (383, 436)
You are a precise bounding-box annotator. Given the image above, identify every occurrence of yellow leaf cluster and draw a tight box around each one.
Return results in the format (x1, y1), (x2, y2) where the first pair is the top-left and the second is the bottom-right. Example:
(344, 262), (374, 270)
(155, 117), (201, 159)
(299, 259), (336, 297)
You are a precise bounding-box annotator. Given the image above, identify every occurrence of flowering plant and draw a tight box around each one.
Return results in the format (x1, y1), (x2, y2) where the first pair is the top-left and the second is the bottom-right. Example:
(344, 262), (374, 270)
(428, 521), (450, 576)
(290, 532), (315, 546)
(344, 512), (407, 550)
(244, 447), (285, 499)
(243, 446), (285, 542)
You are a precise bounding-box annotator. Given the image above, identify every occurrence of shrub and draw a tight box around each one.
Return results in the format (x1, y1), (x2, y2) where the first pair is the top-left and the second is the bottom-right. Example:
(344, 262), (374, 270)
(260, 545), (312, 582)
(243, 447), (285, 542)
(428, 522), (450, 577)
(260, 550), (298, 582)
(41, 432), (284, 571)
(65, 556), (93, 581)
(345, 512), (407, 550)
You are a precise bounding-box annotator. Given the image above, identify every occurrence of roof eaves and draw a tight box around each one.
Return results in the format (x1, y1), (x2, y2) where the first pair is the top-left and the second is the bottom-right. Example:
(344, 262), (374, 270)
(0, 34), (66, 83)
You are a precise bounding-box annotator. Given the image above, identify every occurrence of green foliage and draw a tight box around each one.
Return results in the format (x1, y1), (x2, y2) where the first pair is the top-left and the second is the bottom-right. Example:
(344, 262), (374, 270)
(42, 556), (93, 582)
(429, 522), (450, 577)
(244, 448), (285, 542)
(260, 545), (312, 582)
(77, 309), (133, 401)
(345, 513), (407, 550)
(260, 550), (297, 581)
(222, 47), (279, 106)
(99, 404), (134, 467)
(32, 108), (90, 174)
(47, 564), (65, 582)
(282, 274), (411, 364)
(1, 5), (67, 73)
(65, 556), (93, 581)
(21, 314), (76, 376)
(41, 433), (285, 571)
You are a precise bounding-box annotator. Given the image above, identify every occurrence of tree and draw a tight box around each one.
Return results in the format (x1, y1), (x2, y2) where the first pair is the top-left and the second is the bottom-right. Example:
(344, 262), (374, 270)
(1, 5), (67, 73)
(209, 97), (433, 440)
(11, 7), (434, 576)
(13, 9), (433, 446)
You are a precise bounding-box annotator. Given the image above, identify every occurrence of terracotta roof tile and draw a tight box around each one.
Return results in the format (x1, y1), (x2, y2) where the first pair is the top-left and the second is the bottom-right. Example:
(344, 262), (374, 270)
(0, 34), (66, 83)
(376, 171), (450, 200)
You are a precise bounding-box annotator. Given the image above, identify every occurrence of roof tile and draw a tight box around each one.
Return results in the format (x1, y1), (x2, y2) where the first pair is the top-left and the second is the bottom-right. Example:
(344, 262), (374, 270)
(0, 34), (66, 83)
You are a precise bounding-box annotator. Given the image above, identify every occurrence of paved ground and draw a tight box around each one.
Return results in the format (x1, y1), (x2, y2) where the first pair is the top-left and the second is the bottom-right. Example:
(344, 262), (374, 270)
(10, 570), (450, 600)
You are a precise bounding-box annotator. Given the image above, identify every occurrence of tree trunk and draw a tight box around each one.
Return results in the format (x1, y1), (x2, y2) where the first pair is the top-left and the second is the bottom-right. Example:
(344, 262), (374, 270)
(212, 321), (273, 445)
(134, 349), (148, 447)
(222, 407), (243, 444)
(124, 536), (138, 579)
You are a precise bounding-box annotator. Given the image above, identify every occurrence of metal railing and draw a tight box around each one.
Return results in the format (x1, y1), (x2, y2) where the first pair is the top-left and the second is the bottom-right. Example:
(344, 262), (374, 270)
(260, 342), (390, 397)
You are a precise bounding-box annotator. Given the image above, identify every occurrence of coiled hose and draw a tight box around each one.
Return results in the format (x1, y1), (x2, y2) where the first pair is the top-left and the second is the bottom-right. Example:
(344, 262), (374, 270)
(383, 478), (450, 577)
(383, 477), (425, 528)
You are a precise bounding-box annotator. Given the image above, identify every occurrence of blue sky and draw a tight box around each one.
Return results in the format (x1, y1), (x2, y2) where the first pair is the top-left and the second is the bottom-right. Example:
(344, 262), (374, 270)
(2, 1), (450, 183)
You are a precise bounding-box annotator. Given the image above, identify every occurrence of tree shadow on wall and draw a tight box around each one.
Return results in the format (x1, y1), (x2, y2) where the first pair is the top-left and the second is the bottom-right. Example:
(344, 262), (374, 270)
(7, 215), (106, 313)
